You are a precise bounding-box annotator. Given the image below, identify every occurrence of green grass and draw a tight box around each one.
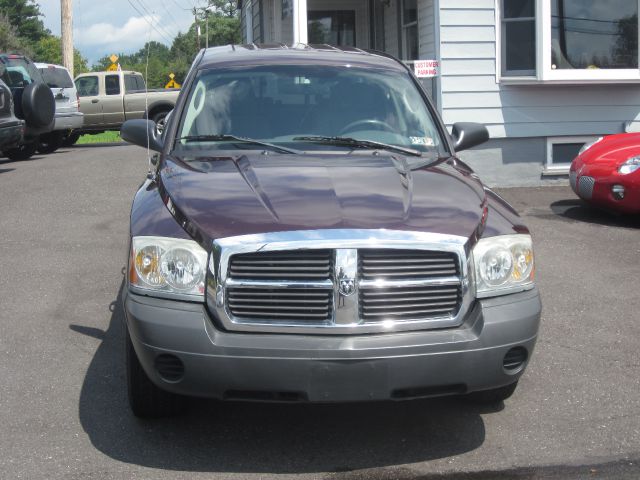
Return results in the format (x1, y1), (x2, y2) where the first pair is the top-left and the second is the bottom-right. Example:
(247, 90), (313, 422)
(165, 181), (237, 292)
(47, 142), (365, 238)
(76, 131), (123, 144)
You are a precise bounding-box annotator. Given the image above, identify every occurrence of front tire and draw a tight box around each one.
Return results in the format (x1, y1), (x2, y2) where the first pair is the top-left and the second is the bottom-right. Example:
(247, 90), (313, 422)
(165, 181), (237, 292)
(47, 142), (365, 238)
(466, 381), (519, 404)
(126, 329), (185, 418)
(151, 110), (170, 133)
(3, 142), (38, 161)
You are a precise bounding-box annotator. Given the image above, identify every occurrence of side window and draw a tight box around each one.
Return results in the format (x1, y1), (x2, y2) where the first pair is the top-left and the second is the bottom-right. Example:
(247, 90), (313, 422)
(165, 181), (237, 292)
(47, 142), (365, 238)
(124, 74), (138, 93)
(135, 75), (146, 91)
(75, 76), (99, 97)
(105, 75), (121, 95)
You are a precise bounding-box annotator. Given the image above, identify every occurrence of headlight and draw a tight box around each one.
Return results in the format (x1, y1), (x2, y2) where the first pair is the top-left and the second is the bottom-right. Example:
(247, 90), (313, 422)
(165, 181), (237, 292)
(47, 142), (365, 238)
(473, 234), (535, 298)
(618, 156), (640, 175)
(129, 236), (208, 300)
(579, 137), (603, 155)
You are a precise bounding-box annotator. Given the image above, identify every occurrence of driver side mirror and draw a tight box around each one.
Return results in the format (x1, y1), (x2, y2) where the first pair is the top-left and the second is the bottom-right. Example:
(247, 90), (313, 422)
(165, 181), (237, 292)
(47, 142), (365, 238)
(451, 122), (489, 152)
(121, 119), (164, 152)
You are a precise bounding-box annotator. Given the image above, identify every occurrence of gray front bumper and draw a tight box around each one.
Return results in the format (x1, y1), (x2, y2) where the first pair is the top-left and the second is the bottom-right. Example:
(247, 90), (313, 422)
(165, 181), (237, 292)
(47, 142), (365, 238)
(124, 289), (541, 402)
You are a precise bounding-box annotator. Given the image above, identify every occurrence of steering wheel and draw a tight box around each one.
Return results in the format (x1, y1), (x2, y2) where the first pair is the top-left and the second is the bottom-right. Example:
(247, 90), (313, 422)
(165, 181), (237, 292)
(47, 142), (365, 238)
(339, 119), (396, 135)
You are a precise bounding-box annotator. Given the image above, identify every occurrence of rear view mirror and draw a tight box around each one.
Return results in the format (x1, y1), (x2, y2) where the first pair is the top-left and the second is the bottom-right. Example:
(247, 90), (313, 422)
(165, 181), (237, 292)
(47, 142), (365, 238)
(451, 122), (489, 152)
(121, 119), (164, 152)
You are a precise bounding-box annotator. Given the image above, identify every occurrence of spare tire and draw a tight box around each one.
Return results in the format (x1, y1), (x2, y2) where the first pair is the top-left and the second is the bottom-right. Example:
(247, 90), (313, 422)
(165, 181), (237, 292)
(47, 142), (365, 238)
(22, 82), (55, 128)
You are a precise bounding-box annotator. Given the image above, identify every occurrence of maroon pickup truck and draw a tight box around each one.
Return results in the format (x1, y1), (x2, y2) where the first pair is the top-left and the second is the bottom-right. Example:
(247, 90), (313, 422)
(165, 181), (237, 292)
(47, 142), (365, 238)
(121, 45), (541, 418)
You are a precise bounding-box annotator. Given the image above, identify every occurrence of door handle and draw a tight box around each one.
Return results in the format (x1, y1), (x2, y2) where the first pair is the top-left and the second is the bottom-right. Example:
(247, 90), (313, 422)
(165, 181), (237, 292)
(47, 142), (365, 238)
(91, 99), (99, 104)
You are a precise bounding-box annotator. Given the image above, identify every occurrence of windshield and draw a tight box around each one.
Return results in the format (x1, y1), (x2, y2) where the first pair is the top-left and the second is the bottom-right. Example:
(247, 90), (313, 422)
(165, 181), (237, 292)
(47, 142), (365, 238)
(38, 66), (74, 88)
(0, 57), (41, 88)
(176, 64), (446, 156)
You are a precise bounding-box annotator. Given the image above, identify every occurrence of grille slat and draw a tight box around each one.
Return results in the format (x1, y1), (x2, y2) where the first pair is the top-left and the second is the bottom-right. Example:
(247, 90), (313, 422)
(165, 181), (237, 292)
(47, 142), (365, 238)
(227, 287), (332, 322)
(360, 249), (458, 280)
(229, 250), (332, 281)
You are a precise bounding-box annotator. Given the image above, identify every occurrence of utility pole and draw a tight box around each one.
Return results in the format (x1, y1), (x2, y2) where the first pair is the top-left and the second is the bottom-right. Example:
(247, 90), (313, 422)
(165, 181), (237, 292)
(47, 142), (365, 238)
(61, 0), (74, 77)
(193, 8), (201, 51)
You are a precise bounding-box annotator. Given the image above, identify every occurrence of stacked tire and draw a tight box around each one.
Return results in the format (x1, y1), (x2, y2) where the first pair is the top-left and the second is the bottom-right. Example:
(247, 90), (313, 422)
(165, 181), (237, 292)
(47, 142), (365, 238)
(2, 82), (55, 161)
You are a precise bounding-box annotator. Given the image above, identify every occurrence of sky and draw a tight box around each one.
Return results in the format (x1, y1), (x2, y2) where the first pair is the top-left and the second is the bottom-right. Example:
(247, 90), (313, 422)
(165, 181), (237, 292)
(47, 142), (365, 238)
(38, 0), (201, 64)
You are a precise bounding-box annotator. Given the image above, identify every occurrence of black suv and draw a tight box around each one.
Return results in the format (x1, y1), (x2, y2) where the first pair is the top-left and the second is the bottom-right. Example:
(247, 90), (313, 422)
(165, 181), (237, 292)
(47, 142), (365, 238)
(0, 54), (55, 160)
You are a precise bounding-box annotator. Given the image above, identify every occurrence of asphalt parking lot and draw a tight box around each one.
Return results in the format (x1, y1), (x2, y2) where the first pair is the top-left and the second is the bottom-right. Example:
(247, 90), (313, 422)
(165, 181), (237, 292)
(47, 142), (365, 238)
(1, 145), (639, 479)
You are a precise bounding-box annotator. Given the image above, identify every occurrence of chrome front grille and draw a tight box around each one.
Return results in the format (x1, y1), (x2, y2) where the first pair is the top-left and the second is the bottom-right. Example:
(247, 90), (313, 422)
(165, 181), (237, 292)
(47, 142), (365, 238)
(578, 176), (595, 199)
(569, 170), (577, 192)
(208, 230), (472, 334)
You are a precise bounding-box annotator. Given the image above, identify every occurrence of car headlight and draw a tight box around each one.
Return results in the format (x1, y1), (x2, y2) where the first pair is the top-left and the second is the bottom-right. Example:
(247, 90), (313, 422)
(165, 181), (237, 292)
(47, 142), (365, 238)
(618, 156), (640, 175)
(129, 236), (208, 300)
(579, 137), (603, 155)
(472, 234), (535, 298)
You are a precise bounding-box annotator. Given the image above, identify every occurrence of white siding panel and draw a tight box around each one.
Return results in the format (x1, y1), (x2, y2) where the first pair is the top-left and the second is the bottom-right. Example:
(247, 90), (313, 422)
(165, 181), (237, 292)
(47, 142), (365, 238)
(444, 106), (640, 125)
(441, 59), (495, 75)
(440, 26), (494, 42)
(441, 42), (495, 59)
(440, 9), (494, 26)
(442, 75), (500, 92)
(440, 0), (494, 9)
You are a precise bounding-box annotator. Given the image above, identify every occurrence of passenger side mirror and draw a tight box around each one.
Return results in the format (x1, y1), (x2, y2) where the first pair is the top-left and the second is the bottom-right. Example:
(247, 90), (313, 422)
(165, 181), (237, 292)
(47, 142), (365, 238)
(451, 122), (489, 152)
(121, 119), (164, 152)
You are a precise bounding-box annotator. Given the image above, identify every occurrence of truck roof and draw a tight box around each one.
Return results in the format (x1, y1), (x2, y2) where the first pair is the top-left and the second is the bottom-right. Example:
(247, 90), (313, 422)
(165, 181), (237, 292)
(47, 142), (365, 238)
(198, 44), (408, 72)
(75, 70), (142, 78)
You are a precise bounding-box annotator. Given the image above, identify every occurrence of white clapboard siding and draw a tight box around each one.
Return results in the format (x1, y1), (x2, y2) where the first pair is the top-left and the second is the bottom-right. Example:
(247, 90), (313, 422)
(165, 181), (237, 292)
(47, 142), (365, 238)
(438, 3), (640, 138)
(418, 0), (436, 59)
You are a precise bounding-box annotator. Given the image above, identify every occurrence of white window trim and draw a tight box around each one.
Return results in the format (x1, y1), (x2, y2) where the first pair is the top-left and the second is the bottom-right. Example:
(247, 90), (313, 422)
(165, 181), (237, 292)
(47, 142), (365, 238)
(497, 0), (640, 84)
(546, 136), (598, 170)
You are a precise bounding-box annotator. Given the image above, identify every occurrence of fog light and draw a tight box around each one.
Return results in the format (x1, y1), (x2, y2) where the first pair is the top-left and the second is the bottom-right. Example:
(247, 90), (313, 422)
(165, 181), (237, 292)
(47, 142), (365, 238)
(612, 184), (625, 200)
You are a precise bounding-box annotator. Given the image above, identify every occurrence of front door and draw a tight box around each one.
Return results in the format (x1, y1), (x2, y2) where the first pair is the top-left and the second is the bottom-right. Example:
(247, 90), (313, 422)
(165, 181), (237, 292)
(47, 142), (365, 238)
(75, 75), (103, 126)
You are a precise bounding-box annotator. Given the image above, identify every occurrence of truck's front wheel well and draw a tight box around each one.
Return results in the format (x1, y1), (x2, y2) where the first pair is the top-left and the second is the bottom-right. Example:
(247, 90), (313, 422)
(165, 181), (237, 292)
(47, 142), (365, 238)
(146, 105), (173, 125)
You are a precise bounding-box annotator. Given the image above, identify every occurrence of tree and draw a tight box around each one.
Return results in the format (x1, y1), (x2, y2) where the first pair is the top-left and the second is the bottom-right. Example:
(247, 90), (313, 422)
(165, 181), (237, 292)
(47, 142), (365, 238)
(0, 0), (49, 44)
(33, 35), (89, 73)
(205, 0), (238, 18)
(0, 14), (33, 55)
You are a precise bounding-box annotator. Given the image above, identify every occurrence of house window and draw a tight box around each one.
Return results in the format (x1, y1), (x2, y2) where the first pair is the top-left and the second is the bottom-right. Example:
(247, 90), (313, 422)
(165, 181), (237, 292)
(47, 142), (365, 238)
(308, 11), (356, 46)
(500, 0), (640, 82)
(551, 0), (638, 70)
(546, 136), (597, 169)
(501, 0), (536, 75)
(401, 0), (418, 60)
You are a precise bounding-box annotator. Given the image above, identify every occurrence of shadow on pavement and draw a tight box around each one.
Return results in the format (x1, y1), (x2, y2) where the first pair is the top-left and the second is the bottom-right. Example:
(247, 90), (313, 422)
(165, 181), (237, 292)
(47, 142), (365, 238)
(0, 168), (15, 174)
(549, 199), (640, 229)
(76, 280), (487, 474)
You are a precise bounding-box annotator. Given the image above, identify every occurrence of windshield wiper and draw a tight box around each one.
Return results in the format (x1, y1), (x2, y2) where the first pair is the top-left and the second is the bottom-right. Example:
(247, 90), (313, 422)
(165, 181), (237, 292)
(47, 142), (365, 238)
(293, 136), (424, 157)
(176, 134), (301, 154)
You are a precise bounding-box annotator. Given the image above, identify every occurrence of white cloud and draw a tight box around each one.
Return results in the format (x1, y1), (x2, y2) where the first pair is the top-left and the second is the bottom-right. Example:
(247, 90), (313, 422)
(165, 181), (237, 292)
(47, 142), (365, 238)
(75, 15), (165, 47)
(38, 0), (194, 64)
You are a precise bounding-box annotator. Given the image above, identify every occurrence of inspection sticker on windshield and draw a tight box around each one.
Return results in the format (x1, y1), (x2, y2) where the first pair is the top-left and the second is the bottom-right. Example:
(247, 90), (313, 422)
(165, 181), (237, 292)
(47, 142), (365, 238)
(410, 137), (435, 146)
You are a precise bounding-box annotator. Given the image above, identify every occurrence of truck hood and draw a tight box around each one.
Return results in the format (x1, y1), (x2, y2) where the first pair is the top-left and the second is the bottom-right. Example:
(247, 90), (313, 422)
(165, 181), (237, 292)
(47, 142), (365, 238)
(159, 153), (487, 242)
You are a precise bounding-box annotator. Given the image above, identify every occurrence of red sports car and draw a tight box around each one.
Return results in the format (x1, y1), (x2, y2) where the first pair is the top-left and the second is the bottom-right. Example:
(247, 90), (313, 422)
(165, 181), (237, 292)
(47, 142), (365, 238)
(570, 133), (640, 214)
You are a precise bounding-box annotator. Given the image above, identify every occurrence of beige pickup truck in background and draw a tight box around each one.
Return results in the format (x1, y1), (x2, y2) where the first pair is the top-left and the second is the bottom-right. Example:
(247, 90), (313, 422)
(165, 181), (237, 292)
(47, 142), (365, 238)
(69, 70), (179, 144)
